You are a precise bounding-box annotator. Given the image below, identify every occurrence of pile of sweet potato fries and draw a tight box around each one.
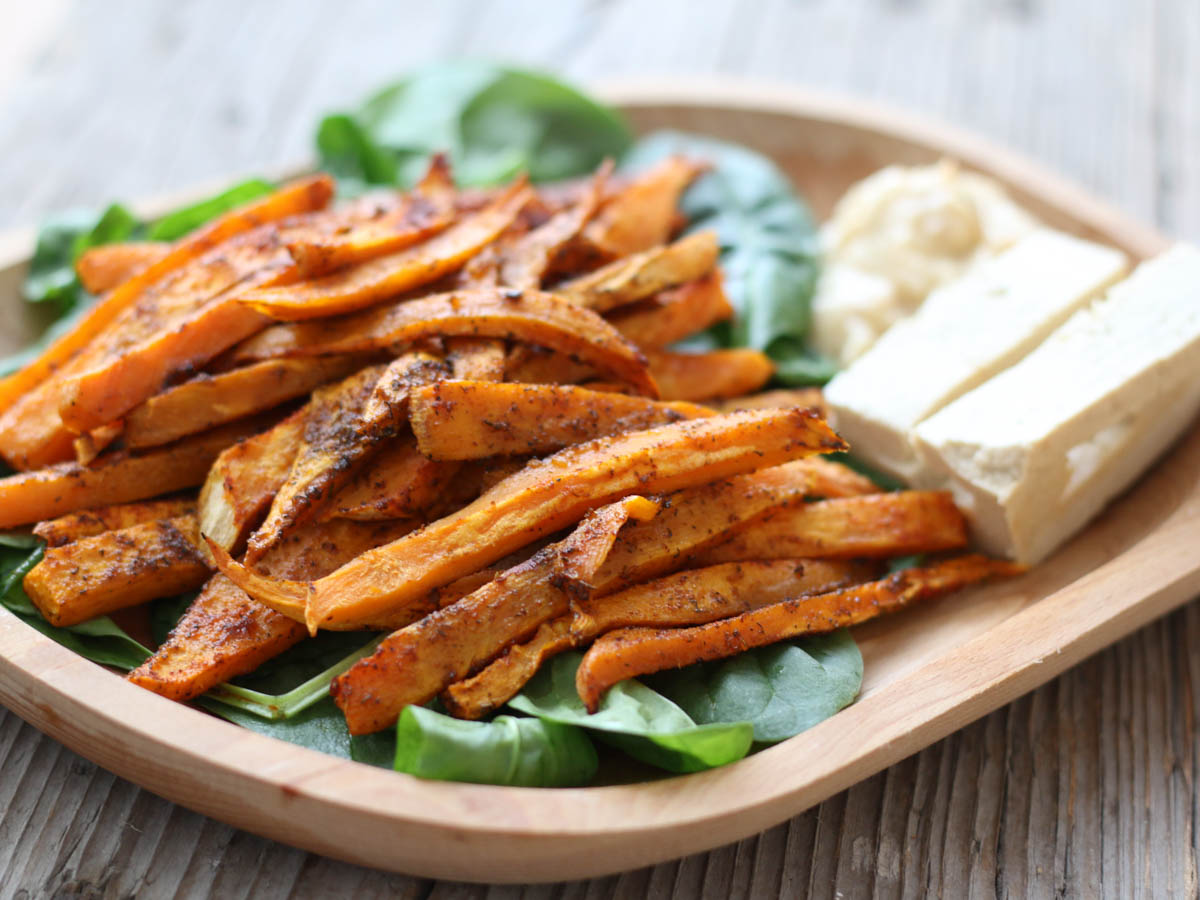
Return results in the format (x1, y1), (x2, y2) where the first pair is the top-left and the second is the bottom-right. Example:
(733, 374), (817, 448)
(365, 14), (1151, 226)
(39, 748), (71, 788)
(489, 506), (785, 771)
(0, 156), (1022, 736)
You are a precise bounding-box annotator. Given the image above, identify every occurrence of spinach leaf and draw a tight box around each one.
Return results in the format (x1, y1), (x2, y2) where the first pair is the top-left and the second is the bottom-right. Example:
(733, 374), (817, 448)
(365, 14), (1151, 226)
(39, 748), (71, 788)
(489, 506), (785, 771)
(24, 204), (139, 315)
(0, 543), (152, 671)
(146, 179), (274, 241)
(510, 652), (753, 773)
(622, 131), (825, 385)
(316, 62), (633, 190)
(394, 705), (597, 786)
(649, 631), (862, 744)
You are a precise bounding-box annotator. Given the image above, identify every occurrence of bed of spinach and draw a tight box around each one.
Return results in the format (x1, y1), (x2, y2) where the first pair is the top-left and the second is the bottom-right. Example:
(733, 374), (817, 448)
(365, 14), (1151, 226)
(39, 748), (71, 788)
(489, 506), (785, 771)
(4, 62), (871, 786)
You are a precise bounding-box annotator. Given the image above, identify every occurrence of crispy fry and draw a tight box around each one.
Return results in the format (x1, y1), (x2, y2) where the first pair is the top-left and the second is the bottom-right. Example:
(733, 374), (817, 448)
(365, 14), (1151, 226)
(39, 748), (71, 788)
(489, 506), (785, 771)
(502, 345), (596, 386)
(582, 156), (708, 257)
(0, 419), (263, 529)
(232, 288), (658, 397)
(239, 180), (533, 320)
(324, 435), (462, 521)
(212, 408), (845, 633)
(287, 155), (457, 276)
(127, 517), (422, 702)
(76, 242), (170, 294)
(358, 351), (451, 436)
(0, 176), (335, 470)
(33, 497), (196, 547)
(244, 366), (385, 562)
(576, 555), (1027, 711)
(712, 388), (826, 416)
(73, 422), (124, 466)
(124, 356), (362, 450)
(688, 492), (968, 565)
(608, 272), (733, 348)
(443, 558), (871, 719)
(446, 338), (506, 382)
(197, 411), (305, 558)
(648, 348), (775, 401)
(126, 574), (305, 702)
(24, 515), (209, 627)
(557, 495), (661, 589)
(410, 381), (712, 460)
(555, 231), (720, 313)
(500, 163), (610, 289)
(329, 497), (656, 734)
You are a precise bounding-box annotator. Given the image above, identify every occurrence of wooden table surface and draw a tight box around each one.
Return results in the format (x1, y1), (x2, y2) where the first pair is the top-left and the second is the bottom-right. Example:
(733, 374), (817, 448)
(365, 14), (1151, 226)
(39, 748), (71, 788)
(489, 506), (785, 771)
(2, 1), (1199, 896)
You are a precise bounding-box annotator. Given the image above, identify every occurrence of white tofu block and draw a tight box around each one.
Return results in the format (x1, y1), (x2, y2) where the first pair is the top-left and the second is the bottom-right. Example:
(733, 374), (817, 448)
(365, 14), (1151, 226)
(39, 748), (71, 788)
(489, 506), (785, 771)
(825, 229), (1128, 482)
(809, 264), (903, 366)
(914, 243), (1200, 564)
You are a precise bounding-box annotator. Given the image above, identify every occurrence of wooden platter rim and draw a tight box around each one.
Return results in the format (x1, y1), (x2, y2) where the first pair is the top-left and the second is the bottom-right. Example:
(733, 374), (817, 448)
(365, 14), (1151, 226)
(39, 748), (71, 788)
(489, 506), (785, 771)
(0, 79), (1187, 883)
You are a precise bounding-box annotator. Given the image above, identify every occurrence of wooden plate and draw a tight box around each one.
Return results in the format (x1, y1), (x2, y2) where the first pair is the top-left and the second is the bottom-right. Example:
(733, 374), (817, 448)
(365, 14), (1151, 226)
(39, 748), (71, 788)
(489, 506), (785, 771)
(0, 80), (1188, 884)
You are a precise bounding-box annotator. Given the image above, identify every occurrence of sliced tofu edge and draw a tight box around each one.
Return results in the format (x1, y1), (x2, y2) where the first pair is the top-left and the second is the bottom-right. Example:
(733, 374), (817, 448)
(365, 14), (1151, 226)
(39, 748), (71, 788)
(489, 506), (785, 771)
(913, 243), (1200, 564)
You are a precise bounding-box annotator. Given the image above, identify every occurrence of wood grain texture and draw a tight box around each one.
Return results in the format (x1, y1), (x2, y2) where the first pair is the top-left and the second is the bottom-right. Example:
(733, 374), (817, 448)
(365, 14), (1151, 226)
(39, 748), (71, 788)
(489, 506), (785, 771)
(2, 0), (1199, 896)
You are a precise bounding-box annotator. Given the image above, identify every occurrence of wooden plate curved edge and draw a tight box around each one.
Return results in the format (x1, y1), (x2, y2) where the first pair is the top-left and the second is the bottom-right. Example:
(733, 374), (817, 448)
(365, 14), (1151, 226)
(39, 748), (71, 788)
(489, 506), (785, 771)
(0, 80), (1189, 883)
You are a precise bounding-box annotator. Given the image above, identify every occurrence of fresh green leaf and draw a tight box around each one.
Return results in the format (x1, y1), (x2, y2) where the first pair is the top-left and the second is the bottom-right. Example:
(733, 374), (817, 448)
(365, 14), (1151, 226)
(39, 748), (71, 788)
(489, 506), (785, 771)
(0, 544), (152, 670)
(510, 652), (754, 773)
(146, 179), (274, 241)
(649, 631), (862, 744)
(23, 203), (140, 316)
(622, 131), (824, 381)
(393, 705), (597, 786)
(317, 62), (633, 189)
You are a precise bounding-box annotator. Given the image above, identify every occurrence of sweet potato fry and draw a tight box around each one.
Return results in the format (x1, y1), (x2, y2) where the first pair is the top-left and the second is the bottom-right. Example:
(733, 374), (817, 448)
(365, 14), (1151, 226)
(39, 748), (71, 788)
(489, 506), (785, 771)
(197, 411), (304, 559)
(712, 388), (826, 416)
(324, 435), (462, 521)
(33, 497), (196, 547)
(126, 574), (305, 702)
(24, 515), (209, 626)
(648, 348), (775, 401)
(0, 419), (263, 529)
(442, 558), (871, 719)
(213, 408), (845, 634)
(127, 517), (422, 702)
(576, 555), (1027, 711)
(555, 231), (720, 313)
(231, 288), (658, 397)
(499, 163), (610, 289)
(608, 272), (733, 348)
(73, 423), (124, 466)
(409, 381), (712, 460)
(358, 351), (451, 436)
(76, 242), (170, 294)
(0, 175), (333, 435)
(124, 356), (363, 450)
(446, 338), (506, 382)
(688, 492), (968, 565)
(239, 180), (533, 320)
(244, 366), (385, 562)
(502, 345), (596, 386)
(0, 176), (335, 470)
(287, 155), (457, 276)
(329, 496), (656, 734)
(582, 156), (708, 257)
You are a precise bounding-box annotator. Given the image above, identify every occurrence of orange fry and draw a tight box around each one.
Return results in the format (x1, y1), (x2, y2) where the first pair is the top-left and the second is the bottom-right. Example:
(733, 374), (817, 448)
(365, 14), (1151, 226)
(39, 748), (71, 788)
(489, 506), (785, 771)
(582, 156), (708, 257)
(234, 288), (658, 397)
(287, 154), (457, 276)
(688, 492), (969, 565)
(576, 555), (1026, 711)
(124, 355), (362, 450)
(648, 348), (774, 401)
(239, 180), (533, 320)
(75, 242), (170, 294)
(33, 497), (196, 547)
(408, 381), (712, 460)
(609, 272), (733, 348)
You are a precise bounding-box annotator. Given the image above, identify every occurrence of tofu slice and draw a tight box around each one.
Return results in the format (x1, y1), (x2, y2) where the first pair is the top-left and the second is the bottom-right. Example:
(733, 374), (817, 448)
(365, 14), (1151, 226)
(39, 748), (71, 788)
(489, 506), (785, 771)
(914, 243), (1200, 564)
(825, 229), (1128, 482)
(809, 263), (904, 366)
